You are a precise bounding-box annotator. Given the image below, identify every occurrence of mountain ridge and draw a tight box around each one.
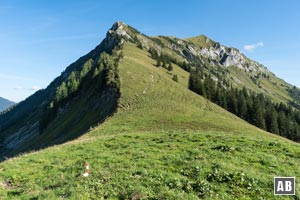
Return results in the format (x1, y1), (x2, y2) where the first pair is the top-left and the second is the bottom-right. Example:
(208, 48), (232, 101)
(0, 97), (14, 113)
(0, 21), (300, 158)
(0, 22), (124, 159)
(126, 22), (298, 105)
(1, 25), (300, 198)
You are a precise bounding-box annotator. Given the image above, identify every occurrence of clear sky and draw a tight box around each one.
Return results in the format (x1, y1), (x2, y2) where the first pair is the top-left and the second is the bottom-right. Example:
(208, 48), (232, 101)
(0, 0), (300, 102)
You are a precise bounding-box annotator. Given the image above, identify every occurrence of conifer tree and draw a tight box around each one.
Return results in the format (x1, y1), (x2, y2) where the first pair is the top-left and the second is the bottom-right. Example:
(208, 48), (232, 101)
(266, 108), (279, 134)
(162, 60), (166, 69)
(237, 91), (247, 119)
(67, 72), (79, 94)
(172, 74), (178, 82)
(252, 98), (266, 130)
(156, 59), (161, 67)
(168, 62), (173, 71)
(56, 81), (68, 102)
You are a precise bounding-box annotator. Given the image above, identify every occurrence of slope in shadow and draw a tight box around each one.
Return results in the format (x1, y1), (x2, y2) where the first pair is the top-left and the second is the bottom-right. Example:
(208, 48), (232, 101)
(0, 26), (123, 160)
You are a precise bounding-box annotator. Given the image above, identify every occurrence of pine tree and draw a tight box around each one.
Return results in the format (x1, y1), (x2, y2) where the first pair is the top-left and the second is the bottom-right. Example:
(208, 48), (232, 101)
(168, 63), (173, 71)
(199, 80), (207, 98)
(80, 59), (93, 79)
(137, 41), (143, 49)
(204, 76), (215, 101)
(162, 60), (166, 69)
(278, 111), (287, 136)
(252, 98), (266, 130)
(266, 108), (279, 134)
(237, 91), (247, 119)
(172, 74), (178, 82)
(214, 87), (222, 106)
(67, 72), (79, 94)
(156, 59), (161, 67)
(227, 90), (238, 114)
(56, 81), (68, 102)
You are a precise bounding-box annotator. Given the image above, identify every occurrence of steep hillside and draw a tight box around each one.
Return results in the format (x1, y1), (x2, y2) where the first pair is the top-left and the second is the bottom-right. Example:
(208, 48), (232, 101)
(0, 97), (14, 112)
(128, 29), (300, 106)
(0, 24), (123, 160)
(1, 21), (300, 199)
(170, 35), (297, 105)
(128, 26), (300, 140)
(2, 21), (300, 159)
(1, 41), (300, 199)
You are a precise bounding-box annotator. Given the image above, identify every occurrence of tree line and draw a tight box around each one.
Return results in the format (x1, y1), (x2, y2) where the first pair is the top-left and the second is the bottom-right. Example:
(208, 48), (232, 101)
(148, 48), (188, 82)
(189, 68), (300, 141)
(39, 49), (122, 133)
(146, 40), (300, 141)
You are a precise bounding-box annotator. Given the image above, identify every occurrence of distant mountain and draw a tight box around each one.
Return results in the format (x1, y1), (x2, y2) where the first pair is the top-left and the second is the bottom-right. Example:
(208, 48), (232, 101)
(0, 97), (14, 112)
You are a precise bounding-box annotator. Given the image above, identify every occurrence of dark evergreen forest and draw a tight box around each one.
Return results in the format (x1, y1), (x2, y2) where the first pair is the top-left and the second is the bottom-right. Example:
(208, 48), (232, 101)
(188, 69), (300, 141)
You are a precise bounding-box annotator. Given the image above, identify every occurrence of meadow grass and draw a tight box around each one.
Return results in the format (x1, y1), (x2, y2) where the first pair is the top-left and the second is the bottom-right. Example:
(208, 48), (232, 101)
(0, 42), (299, 199)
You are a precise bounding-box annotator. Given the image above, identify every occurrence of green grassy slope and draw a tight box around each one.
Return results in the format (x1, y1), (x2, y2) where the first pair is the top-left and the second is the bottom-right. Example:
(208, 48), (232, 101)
(1, 42), (300, 199)
(227, 66), (293, 104)
(115, 22), (300, 107)
(184, 35), (217, 48)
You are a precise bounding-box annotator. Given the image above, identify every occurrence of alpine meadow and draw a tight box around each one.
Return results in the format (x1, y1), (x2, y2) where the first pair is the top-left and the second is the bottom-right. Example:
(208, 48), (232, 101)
(1, 21), (300, 199)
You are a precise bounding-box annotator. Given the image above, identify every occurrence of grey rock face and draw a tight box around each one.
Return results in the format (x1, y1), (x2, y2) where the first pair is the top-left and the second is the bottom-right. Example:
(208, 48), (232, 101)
(107, 22), (269, 75)
(108, 21), (131, 39)
(104, 22), (131, 50)
(181, 38), (268, 74)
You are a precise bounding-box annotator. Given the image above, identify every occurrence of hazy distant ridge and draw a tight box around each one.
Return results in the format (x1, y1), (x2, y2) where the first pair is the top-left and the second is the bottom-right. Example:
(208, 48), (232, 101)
(0, 97), (14, 112)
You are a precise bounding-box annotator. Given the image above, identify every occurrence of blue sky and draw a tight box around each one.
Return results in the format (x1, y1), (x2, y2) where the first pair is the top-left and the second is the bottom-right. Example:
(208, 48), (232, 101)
(0, 0), (300, 102)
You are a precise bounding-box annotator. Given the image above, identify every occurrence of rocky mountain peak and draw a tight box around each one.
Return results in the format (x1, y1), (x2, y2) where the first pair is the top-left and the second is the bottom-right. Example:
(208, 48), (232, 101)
(110, 21), (125, 31)
(101, 21), (130, 51)
(107, 21), (131, 40)
(184, 35), (269, 74)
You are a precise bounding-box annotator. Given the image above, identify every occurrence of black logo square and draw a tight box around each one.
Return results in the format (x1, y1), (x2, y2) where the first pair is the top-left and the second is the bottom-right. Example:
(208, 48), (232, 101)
(274, 177), (295, 195)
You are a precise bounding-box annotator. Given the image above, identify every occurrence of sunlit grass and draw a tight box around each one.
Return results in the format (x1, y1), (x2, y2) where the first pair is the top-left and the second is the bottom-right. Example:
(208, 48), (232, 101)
(0, 42), (299, 199)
